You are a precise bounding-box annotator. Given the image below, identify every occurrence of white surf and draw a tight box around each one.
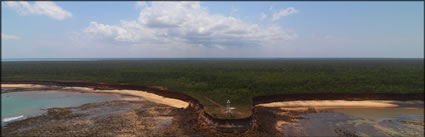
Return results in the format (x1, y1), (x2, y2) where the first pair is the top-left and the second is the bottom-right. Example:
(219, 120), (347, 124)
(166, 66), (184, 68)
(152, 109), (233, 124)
(2, 115), (25, 122)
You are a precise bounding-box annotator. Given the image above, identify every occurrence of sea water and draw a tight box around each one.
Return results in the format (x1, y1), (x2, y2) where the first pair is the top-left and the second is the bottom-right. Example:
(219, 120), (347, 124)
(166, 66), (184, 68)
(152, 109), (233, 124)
(1, 90), (117, 124)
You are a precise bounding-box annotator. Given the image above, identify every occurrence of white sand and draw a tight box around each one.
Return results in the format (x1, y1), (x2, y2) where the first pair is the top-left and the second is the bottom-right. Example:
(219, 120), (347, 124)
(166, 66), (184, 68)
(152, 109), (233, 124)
(256, 100), (417, 108)
(1, 84), (48, 88)
(2, 84), (189, 108)
(92, 89), (188, 108)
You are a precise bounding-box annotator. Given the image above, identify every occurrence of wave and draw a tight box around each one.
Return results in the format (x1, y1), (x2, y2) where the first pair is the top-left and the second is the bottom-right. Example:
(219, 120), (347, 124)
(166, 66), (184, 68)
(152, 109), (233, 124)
(2, 115), (25, 122)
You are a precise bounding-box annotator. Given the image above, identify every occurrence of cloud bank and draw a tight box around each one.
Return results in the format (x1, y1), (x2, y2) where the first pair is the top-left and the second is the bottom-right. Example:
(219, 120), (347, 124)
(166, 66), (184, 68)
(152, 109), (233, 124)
(83, 2), (297, 49)
(4, 1), (72, 20)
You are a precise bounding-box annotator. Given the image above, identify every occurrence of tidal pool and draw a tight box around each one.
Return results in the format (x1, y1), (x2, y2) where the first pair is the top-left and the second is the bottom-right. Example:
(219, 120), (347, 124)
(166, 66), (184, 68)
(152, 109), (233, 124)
(1, 89), (118, 124)
(280, 106), (424, 137)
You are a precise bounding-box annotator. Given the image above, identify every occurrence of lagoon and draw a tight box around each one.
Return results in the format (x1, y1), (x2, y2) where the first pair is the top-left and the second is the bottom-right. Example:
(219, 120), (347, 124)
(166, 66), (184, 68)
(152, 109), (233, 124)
(1, 89), (117, 124)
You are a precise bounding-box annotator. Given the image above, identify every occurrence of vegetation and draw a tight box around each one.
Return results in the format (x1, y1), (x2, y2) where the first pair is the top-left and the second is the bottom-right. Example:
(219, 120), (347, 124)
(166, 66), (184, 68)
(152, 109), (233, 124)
(2, 58), (424, 118)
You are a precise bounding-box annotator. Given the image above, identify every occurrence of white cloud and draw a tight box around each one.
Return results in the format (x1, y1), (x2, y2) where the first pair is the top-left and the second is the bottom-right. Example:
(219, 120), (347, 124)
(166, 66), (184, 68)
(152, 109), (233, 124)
(135, 1), (147, 9)
(4, 1), (72, 20)
(83, 2), (297, 49)
(272, 7), (298, 21)
(259, 12), (267, 21)
(2, 33), (20, 40)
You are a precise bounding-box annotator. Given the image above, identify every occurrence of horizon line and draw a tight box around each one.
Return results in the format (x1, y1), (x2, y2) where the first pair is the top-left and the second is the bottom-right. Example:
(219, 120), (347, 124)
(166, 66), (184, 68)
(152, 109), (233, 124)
(2, 57), (424, 59)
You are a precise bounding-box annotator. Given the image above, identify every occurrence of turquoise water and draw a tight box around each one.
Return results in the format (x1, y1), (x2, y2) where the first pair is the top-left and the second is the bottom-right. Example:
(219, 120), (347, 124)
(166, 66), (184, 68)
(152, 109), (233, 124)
(1, 90), (117, 122)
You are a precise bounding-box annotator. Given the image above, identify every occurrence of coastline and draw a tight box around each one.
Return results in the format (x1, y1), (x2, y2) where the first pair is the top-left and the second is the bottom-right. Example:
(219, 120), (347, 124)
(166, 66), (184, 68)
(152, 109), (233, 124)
(2, 81), (424, 134)
(2, 84), (189, 109)
(4, 83), (422, 109)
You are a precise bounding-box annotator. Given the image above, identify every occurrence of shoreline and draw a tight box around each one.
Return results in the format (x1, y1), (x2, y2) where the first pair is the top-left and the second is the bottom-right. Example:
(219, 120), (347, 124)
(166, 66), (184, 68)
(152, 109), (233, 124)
(2, 81), (423, 109)
(2, 81), (424, 134)
(3, 84), (423, 109)
(2, 84), (189, 109)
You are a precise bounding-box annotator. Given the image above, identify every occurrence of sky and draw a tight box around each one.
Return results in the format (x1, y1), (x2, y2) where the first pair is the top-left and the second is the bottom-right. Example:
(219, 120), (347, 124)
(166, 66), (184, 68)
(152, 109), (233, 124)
(1, 1), (424, 58)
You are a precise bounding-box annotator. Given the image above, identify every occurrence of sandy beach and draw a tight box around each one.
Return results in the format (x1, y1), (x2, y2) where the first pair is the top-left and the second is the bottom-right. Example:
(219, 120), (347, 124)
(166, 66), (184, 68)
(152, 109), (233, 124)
(256, 100), (424, 108)
(1, 84), (189, 109)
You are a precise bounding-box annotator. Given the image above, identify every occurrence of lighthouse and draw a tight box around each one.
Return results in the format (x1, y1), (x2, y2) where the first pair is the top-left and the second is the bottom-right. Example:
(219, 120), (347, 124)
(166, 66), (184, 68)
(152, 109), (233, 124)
(226, 99), (231, 114)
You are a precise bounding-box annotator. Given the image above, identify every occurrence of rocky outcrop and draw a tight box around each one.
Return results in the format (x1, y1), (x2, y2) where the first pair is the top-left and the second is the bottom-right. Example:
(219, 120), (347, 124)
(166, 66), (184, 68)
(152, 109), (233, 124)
(186, 101), (254, 133)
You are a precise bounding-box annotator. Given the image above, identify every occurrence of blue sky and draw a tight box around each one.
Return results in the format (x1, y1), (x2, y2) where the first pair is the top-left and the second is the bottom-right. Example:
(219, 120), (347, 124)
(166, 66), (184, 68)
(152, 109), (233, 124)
(2, 1), (423, 58)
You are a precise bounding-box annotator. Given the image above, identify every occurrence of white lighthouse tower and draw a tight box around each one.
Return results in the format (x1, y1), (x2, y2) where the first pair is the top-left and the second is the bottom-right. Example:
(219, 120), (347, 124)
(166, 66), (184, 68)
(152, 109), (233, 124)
(226, 99), (231, 114)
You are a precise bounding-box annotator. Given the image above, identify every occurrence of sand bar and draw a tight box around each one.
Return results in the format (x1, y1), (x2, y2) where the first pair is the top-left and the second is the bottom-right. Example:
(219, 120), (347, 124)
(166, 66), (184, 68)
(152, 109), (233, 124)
(256, 100), (424, 108)
(1, 84), (49, 88)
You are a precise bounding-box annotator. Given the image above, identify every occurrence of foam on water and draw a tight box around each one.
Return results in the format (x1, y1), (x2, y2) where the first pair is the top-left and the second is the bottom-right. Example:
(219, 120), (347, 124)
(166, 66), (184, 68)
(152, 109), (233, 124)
(2, 115), (25, 122)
